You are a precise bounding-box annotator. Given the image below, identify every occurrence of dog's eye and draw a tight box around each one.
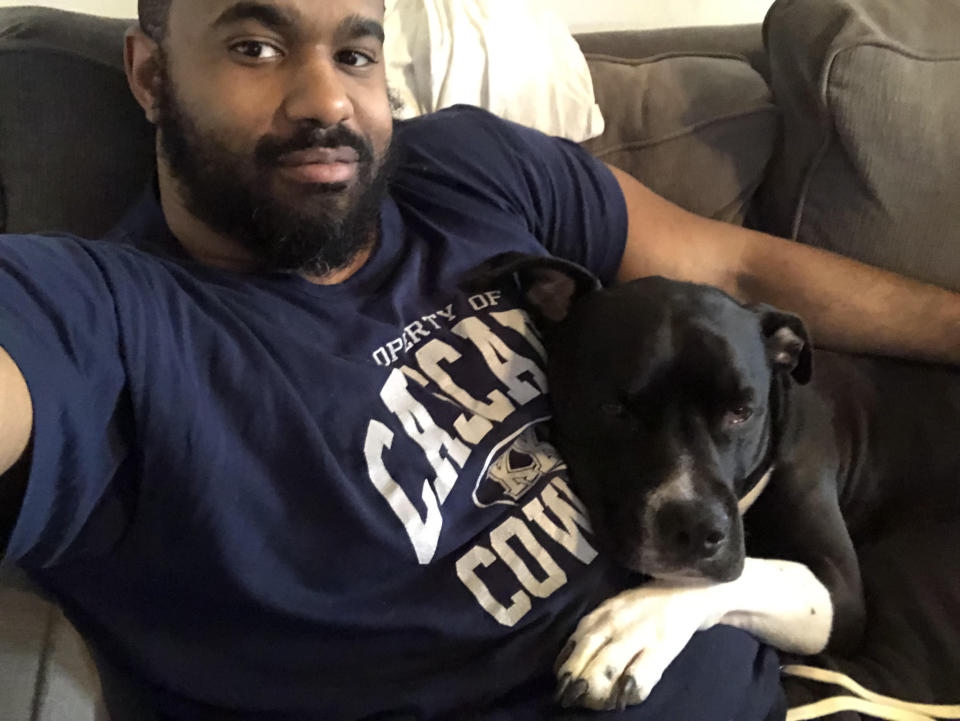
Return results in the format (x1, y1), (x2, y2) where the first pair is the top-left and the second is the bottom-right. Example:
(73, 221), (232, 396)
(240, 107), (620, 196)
(725, 406), (754, 426)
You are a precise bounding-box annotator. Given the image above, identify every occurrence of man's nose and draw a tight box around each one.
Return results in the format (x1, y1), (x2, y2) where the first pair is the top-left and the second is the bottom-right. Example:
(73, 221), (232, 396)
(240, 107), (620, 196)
(282, 55), (353, 128)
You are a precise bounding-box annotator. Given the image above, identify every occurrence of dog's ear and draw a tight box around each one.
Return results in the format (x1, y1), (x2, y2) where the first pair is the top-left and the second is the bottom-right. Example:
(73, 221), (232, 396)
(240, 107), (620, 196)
(460, 252), (600, 326)
(754, 305), (813, 384)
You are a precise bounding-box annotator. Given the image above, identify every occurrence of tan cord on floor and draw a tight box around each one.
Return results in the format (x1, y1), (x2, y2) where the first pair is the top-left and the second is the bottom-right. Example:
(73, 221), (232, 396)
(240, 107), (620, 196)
(783, 664), (960, 721)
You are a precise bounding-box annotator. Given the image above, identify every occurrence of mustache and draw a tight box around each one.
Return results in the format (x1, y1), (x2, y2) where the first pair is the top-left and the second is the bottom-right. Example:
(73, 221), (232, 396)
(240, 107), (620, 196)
(255, 124), (374, 166)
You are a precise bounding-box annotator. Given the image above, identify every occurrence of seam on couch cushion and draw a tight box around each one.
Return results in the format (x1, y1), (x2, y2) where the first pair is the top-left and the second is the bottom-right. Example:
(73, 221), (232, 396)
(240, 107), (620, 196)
(29, 603), (57, 721)
(791, 41), (960, 240)
(789, 43), (848, 240)
(583, 50), (751, 67)
(589, 105), (777, 156)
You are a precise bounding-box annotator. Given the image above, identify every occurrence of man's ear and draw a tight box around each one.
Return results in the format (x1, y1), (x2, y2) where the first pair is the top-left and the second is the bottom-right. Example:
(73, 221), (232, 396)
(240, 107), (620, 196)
(124, 27), (162, 124)
(754, 305), (813, 384)
(460, 252), (600, 327)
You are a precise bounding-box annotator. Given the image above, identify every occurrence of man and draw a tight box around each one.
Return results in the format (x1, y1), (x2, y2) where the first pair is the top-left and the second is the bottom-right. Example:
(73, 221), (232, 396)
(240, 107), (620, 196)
(0, 0), (957, 719)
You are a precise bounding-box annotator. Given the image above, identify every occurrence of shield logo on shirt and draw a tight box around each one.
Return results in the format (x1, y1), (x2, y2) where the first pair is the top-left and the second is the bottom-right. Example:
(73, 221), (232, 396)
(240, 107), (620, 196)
(473, 422), (567, 507)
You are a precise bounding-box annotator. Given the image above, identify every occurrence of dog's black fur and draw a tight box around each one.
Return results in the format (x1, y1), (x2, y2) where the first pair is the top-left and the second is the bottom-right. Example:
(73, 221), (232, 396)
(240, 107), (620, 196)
(466, 253), (960, 653)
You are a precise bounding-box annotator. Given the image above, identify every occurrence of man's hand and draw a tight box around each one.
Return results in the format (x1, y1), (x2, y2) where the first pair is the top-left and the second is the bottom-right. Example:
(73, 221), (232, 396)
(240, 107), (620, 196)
(554, 558), (833, 711)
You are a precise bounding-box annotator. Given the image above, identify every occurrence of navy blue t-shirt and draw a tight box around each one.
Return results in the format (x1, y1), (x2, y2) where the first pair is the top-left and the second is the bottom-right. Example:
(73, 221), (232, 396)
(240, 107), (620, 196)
(0, 107), (782, 720)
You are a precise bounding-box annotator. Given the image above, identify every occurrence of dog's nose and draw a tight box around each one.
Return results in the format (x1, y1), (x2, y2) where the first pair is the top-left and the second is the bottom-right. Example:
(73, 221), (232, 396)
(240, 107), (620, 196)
(655, 500), (729, 561)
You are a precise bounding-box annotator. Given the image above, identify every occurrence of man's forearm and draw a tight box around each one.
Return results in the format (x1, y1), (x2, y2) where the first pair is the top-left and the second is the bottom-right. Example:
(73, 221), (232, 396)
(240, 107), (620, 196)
(732, 224), (960, 364)
(609, 165), (960, 365)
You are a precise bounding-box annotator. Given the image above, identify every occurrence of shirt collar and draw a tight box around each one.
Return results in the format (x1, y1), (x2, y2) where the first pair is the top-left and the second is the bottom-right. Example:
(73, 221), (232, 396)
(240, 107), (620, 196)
(101, 178), (191, 262)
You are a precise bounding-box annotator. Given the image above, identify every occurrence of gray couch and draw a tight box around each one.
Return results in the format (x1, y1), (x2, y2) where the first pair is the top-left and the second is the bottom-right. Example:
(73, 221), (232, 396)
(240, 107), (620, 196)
(2, 0), (959, 718)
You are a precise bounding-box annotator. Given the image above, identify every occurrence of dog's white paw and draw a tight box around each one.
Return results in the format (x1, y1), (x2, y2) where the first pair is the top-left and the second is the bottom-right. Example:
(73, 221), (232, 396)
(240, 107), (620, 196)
(554, 582), (727, 711)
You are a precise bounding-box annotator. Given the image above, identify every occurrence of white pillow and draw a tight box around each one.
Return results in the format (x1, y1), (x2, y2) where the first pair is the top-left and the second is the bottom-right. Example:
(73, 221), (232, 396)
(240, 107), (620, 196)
(384, 0), (605, 142)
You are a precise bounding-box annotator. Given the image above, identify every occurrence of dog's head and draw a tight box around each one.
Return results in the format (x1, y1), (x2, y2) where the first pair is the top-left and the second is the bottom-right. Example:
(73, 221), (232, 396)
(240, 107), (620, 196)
(467, 253), (812, 582)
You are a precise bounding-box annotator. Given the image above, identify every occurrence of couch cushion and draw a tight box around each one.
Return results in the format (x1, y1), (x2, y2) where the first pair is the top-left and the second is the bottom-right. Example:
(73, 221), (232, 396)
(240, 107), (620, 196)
(0, 7), (155, 237)
(575, 25), (770, 81)
(758, 0), (960, 291)
(581, 51), (778, 225)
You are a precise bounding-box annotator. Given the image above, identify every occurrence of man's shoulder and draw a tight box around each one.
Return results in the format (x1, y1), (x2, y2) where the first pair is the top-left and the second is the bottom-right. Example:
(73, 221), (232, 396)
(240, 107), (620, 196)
(394, 105), (553, 167)
(0, 230), (178, 294)
(395, 104), (513, 138)
(391, 105), (575, 211)
(0, 230), (109, 262)
(0, 230), (148, 262)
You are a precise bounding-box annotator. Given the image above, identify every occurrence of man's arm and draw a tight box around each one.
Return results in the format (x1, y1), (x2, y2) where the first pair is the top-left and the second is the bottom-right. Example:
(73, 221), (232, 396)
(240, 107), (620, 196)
(0, 346), (32, 552)
(0, 346), (32, 476)
(608, 165), (960, 364)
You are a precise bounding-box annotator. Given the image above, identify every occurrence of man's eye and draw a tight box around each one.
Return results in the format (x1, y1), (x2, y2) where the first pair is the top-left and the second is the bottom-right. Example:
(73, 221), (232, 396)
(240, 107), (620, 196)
(230, 41), (283, 60)
(337, 50), (376, 68)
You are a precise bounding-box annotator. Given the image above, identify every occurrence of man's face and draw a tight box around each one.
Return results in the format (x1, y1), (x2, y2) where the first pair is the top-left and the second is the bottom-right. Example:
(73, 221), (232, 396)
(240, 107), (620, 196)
(155, 0), (395, 275)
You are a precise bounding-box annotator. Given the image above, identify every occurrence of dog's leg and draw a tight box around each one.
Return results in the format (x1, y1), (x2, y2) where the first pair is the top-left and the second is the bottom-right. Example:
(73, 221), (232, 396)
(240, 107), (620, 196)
(745, 465), (866, 653)
(555, 557), (832, 711)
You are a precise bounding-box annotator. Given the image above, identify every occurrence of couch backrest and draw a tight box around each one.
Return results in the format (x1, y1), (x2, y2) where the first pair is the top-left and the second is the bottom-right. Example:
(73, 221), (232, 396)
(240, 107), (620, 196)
(575, 24), (769, 81)
(0, 7), (155, 237)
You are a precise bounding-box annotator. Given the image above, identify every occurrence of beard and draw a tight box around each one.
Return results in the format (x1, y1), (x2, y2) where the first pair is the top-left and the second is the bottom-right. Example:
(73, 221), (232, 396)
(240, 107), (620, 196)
(155, 58), (394, 276)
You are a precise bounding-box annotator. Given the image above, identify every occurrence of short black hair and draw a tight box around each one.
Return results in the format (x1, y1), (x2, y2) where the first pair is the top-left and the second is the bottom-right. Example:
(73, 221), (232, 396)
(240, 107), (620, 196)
(139, 0), (171, 41)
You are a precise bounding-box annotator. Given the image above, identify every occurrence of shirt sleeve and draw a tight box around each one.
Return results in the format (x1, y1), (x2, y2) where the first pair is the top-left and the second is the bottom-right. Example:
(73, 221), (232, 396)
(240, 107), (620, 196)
(393, 106), (629, 286)
(0, 234), (129, 568)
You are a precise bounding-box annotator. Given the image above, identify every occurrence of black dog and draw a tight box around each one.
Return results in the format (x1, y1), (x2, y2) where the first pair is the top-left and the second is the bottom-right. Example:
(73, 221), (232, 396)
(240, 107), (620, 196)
(467, 253), (960, 711)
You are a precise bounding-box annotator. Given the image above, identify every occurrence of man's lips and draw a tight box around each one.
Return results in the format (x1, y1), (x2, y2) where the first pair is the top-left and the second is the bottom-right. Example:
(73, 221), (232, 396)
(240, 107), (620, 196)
(275, 146), (361, 185)
(277, 147), (360, 165)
